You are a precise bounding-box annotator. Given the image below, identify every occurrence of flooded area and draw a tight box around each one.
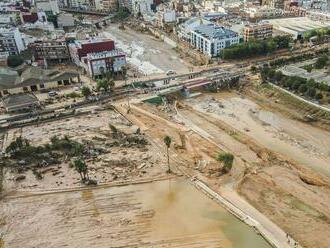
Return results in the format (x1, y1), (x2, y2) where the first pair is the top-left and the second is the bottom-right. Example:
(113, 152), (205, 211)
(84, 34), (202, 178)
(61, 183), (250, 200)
(102, 25), (190, 75)
(188, 94), (330, 178)
(0, 178), (270, 248)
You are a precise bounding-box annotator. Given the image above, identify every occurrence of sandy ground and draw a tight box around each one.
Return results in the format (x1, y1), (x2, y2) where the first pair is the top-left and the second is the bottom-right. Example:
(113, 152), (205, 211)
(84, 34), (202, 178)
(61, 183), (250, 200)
(177, 93), (330, 248)
(1, 108), (167, 195)
(114, 99), (330, 248)
(102, 25), (191, 75)
(186, 93), (330, 178)
(1, 90), (330, 248)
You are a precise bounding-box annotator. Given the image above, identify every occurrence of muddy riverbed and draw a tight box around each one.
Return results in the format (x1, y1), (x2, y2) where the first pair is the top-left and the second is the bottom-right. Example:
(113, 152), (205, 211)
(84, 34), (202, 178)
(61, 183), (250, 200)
(187, 93), (330, 178)
(0, 178), (270, 248)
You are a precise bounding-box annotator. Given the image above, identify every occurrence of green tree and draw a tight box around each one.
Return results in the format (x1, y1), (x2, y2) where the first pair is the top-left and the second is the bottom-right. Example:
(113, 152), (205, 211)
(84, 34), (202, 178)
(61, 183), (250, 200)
(163, 136), (172, 173)
(81, 86), (91, 98)
(7, 55), (23, 67)
(96, 78), (110, 92)
(74, 158), (89, 181)
(96, 78), (115, 92)
(216, 153), (234, 173)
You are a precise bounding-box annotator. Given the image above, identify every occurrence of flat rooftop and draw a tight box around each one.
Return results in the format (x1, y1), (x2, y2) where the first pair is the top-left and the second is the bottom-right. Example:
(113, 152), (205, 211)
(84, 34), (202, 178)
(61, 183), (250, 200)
(193, 24), (238, 40)
(266, 17), (330, 34)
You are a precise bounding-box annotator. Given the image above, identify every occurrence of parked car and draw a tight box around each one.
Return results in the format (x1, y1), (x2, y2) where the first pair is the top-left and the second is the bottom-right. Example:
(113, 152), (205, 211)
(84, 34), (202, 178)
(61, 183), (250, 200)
(166, 70), (176, 76)
(48, 91), (58, 97)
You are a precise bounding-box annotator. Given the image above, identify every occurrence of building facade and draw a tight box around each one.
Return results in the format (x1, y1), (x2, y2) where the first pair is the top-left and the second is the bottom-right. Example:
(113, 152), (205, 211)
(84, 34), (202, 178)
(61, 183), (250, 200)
(243, 23), (273, 42)
(68, 38), (126, 77)
(85, 50), (126, 77)
(0, 67), (80, 97)
(29, 39), (70, 63)
(0, 27), (25, 57)
(102, 0), (118, 11)
(190, 24), (239, 57)
(68, 38), (115, 65)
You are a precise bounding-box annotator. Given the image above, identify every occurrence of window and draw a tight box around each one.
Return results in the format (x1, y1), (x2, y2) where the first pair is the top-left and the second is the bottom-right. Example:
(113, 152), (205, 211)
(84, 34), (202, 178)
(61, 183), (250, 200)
(39, 84), (45, 89)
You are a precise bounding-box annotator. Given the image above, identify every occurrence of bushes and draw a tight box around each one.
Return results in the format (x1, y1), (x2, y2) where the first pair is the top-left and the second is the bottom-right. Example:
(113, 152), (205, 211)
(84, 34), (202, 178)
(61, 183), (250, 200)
(269, 49), (329, 68)
(81, 86), (91, 98)
(6, 135), (85, 161)
(217, 153), (234, 173)
(50, 135), (85, 156)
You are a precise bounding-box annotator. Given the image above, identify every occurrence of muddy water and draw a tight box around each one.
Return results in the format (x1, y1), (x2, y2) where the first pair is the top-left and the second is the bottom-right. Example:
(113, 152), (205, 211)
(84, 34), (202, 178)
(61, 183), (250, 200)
(142, 178), (271, 247)
(0, 178), (270, 248)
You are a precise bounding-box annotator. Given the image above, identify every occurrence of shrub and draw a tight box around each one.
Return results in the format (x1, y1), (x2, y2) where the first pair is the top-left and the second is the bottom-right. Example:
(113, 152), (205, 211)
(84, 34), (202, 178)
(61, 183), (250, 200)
(217, 153), (234, 173)
(7, 55), (23, 67)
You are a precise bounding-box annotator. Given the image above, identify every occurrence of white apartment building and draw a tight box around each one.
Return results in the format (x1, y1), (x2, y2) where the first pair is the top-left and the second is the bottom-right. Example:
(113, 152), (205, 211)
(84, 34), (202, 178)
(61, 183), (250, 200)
(190, 24), (239, 57)
(177, 17), (211, 41)
(0, 27), (25, 57)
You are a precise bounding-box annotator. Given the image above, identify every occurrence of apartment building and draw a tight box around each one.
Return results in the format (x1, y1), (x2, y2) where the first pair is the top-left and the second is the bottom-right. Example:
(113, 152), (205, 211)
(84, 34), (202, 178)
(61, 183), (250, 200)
(0, 27), (25, 57)
(243, 23), (273, 42)
(190, 24), (239, 57)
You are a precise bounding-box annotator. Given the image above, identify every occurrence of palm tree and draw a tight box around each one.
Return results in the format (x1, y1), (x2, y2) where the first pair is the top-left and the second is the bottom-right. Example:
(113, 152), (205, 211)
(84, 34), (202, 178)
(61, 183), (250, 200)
(163, 136), (172, 173)
(74, 158), (89, 181)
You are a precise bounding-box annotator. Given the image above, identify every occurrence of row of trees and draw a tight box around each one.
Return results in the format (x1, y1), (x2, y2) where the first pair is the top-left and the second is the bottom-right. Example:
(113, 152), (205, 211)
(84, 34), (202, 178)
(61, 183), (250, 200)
(269, 48), (329, 67)
(304, 27), (330, 41)
(220, 36), (292, 59)
(261, 68), (328, 101)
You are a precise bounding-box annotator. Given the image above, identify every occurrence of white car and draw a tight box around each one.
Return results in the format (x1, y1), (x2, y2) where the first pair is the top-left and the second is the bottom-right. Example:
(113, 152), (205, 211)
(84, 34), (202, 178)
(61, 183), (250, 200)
(166, 70), (176, 76)
(48, 91), (58, 97)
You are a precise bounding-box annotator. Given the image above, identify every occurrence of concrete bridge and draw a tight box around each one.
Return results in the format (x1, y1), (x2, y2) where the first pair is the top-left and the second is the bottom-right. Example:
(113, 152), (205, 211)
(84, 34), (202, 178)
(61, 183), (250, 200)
(92, 15), (114, 28)
(60, 7), (109, 16)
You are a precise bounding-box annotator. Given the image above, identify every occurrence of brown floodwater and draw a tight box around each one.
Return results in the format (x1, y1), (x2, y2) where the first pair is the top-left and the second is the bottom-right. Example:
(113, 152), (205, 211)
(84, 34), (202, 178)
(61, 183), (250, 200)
(0, 178), (271, 247)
